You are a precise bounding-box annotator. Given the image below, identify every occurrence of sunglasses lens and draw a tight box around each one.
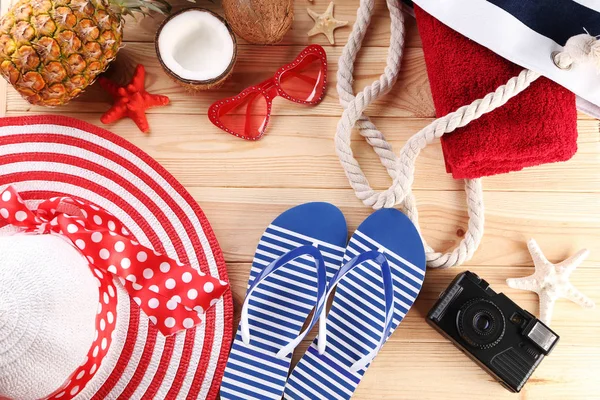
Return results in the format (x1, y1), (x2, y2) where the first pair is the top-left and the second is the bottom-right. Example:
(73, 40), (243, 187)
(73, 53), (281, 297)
(279, 54), (325, 103)
(214, 90), (269, 140)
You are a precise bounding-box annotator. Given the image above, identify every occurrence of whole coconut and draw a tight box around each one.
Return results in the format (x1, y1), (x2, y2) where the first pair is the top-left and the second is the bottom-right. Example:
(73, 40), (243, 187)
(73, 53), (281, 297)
(222, 0), (294, 44)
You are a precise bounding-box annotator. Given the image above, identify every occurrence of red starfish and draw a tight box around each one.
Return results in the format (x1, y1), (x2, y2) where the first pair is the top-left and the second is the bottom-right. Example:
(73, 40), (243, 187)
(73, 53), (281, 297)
(99, 64), (170, 133)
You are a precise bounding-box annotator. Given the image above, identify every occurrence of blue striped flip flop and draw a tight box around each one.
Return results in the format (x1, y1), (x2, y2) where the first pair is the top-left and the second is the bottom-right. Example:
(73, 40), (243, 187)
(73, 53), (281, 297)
(220, 202), (347, 400)
(284, 208), (426, 400)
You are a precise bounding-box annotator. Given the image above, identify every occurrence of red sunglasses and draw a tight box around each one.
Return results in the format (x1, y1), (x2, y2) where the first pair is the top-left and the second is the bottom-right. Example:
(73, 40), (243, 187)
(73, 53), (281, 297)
(208, 45), (328, 141)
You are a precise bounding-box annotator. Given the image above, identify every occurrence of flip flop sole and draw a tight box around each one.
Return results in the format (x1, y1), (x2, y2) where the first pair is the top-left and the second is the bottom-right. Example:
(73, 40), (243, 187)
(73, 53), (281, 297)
(220, 202), (347, 400)
(285, 208), (426, 400)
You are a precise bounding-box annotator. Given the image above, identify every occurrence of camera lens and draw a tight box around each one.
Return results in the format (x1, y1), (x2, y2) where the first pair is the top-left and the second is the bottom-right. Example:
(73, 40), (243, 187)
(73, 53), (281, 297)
(457, 298), (506, 349)
(473, 312), (492, 333)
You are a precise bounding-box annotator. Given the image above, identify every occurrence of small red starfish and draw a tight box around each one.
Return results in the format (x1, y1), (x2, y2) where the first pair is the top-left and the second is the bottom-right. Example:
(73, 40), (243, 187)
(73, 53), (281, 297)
(99, 64), (170, 133)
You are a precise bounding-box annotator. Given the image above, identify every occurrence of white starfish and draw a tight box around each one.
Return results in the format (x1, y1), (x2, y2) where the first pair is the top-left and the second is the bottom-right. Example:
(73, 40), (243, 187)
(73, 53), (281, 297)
(506, 238), (595, 325)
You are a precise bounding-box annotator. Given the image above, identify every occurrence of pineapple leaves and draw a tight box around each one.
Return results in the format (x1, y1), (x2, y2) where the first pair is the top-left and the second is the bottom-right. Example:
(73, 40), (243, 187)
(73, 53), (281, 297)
(143, 1), (168, 14)
(110, 0), (218, 17)
(110, 0), (172, 17)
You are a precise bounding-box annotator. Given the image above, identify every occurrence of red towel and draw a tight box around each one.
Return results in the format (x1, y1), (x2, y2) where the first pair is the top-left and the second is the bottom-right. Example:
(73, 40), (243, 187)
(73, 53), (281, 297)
(414, 6), (578, 179)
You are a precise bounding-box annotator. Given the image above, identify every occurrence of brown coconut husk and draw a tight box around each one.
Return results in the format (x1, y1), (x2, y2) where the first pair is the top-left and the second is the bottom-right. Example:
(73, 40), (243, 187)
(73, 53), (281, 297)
(154, 8), (237, 91)
(222, 0), (294, 45)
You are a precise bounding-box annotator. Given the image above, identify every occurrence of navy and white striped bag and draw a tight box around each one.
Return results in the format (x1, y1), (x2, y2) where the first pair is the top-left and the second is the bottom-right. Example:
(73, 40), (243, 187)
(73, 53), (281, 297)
(413, 0), (600, 117)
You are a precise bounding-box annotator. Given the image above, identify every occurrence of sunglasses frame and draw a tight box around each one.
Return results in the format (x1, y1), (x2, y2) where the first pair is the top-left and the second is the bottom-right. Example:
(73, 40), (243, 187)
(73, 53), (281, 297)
(208, 44), (328, 141)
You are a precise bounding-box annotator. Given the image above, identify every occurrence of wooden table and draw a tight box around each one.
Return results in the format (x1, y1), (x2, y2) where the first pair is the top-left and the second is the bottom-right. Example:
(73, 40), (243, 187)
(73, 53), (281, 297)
(1, 0), (599, 398)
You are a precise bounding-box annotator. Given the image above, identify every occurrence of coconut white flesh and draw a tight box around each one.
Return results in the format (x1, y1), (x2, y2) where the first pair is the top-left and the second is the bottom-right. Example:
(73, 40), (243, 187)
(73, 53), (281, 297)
(158, 10), (235, 82)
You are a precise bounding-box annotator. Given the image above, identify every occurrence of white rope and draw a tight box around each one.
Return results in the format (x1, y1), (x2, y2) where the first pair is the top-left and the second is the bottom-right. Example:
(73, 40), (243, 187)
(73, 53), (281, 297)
(334, 0), (542, 268)
(336, 0), (405, 185)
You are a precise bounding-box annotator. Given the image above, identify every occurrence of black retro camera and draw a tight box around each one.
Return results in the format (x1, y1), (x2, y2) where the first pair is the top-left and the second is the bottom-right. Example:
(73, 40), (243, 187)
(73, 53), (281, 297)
(427, 271), (559, 393)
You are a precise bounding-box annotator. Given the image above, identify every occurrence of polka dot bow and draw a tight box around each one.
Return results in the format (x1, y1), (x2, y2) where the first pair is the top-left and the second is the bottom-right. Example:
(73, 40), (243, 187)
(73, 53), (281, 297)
(0, 186), (229, 336)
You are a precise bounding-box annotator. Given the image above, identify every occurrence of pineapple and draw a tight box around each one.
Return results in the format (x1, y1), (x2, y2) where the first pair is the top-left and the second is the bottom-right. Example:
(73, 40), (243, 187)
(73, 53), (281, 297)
(0, 0), (171, 106)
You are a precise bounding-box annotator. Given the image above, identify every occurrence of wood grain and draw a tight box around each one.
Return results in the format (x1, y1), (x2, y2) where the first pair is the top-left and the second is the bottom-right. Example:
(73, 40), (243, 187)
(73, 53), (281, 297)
(119, 0), (423, 48)
(2, 0), (600, 398)
(184, 186), (600, 266)
(7, 112), (598, 193)
(351, 342), (600, 400)
(225, 263), (600, 345)
(225, 263), (600, 399)
(6, 44), (435, 116)
(5, 42), (597, 121)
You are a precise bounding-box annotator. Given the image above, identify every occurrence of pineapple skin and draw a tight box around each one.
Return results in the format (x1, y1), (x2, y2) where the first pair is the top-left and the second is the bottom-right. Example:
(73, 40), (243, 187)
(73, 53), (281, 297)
(0, 0), (123, 106)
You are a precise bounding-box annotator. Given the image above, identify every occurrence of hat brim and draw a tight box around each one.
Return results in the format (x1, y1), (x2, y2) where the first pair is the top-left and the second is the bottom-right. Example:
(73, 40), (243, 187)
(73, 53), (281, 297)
(0, 115), (233, 399)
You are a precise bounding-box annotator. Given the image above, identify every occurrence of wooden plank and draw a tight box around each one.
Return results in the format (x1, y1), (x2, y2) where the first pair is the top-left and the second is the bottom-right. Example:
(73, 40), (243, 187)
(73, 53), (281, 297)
(119, 0), (423, 48)
(2, 1), (598, 398)
(224, 262), (600, 399)
(578, 110), (596, 120)
(226, 263), (599, 345)
(181, 186), (600, 266)
(2, 4), (596, 121)
(7, 112), (598, 193)
(6, 45), (435, 117)
(6, 41), (596, 121)
(351, 342), (600, 399)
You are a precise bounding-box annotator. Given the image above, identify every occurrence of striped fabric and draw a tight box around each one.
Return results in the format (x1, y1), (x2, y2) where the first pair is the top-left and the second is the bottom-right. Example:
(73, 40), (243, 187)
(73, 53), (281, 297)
(413, 0), (600, 116)
(220, 224), (345, 400)
(0, 116), (232, 400)
(284, 230), (425, 400)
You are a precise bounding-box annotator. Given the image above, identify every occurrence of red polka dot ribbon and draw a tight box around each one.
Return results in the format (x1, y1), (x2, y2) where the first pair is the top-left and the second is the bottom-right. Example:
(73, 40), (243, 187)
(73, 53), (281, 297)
(0, 185), (230, 398)
(0, 186), (229, 336)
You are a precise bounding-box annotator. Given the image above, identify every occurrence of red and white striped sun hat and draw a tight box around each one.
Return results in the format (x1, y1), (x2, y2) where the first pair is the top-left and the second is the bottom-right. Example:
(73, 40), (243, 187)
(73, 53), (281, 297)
(0, 115), (233, 400)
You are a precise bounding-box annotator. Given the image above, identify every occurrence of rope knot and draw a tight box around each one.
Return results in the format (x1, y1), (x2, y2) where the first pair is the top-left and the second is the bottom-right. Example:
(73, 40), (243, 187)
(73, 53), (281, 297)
(334, 0), (541, 268)
(553, 33), (600, 71)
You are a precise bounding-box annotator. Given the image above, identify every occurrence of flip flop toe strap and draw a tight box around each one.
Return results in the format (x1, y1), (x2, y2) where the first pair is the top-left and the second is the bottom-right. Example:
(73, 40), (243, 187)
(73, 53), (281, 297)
(326, 249), (395, 372)
(240, 244), (329, 357)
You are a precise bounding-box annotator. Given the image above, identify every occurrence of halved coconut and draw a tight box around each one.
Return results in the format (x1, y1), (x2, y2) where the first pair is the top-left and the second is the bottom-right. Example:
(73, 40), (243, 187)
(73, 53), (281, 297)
(155, 8), (237, 91)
